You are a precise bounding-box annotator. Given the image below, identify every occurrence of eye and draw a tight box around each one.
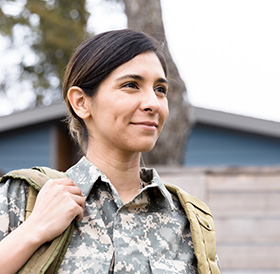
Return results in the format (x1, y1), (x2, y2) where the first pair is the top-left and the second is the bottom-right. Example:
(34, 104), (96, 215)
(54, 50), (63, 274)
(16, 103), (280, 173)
(121, 82), (139, 89)
(155, 85), (168, 97)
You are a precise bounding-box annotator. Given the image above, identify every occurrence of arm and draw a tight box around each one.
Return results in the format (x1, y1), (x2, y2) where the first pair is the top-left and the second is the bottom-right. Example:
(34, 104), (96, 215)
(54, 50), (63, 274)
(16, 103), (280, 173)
(0, 178), (85, 274)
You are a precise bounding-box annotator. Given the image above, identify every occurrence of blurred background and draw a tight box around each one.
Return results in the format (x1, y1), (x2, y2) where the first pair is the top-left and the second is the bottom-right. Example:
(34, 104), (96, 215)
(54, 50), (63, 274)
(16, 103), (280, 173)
(0, 0), (279, 273)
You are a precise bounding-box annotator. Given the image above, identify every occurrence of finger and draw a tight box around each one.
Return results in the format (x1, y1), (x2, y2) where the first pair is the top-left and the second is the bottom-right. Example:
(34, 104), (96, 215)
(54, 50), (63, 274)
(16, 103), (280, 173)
(46, 178), (77, 188)
(63, 185), (83, 196)
(75, 210), (84, 222)
(71, 194), (86, 209)
(55, 178), (77, 187)
(45, 179), (82, 194)
(70, 195), (85, 222)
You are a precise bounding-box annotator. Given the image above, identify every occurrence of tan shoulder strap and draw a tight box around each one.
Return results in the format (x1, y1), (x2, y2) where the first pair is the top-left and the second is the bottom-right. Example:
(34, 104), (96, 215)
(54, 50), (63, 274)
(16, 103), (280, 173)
(5, 167), (68, 220)
(25, 186), (38, 220)
(4, 168), (54, 220)
(165, 183), (220, 274)
(2, 167), (74, 274)
(3, 168), (52, 190)
(32, 166), (69, 179)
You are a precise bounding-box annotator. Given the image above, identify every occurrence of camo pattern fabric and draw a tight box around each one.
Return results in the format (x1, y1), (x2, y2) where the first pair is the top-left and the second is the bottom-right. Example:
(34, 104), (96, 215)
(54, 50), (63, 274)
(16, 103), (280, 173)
(0, 157), (198, 273)
(0, 176), (28, 239)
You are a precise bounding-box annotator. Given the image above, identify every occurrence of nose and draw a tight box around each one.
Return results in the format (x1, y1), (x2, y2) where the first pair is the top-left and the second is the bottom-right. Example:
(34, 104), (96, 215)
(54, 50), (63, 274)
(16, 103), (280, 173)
(140, 90), (161, 114)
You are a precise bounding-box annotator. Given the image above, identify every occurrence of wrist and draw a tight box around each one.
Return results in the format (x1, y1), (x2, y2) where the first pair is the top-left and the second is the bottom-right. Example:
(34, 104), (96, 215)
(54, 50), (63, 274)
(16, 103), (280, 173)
(21, 217), (47, 247)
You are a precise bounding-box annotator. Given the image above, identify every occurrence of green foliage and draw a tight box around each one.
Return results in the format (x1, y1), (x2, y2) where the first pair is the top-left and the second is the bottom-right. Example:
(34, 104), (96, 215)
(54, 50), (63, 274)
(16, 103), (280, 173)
(0, 0), (89, 105)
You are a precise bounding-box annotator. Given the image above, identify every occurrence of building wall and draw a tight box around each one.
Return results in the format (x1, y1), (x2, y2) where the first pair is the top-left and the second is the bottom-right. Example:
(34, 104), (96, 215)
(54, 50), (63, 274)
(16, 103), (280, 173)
(158, 166), (280, 274)
(0, 120), (80, 174)
(185, 123), (280, 166)
(0, 124), (52, 173)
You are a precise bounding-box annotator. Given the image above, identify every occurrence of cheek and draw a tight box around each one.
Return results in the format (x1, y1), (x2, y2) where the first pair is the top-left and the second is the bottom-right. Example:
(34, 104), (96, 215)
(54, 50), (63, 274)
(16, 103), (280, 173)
(160, 102), (169, 122)
(157, 106), (169, 135)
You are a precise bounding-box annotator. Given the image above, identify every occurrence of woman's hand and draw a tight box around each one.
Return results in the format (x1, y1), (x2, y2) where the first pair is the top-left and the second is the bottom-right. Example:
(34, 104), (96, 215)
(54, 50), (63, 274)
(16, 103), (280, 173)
(0, 178), (85, 274)
(27, 178), (85, 243)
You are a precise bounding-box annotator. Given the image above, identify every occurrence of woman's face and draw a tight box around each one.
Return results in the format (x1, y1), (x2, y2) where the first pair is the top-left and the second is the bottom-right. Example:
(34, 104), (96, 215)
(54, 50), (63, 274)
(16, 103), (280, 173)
(85, 51), (169, 154)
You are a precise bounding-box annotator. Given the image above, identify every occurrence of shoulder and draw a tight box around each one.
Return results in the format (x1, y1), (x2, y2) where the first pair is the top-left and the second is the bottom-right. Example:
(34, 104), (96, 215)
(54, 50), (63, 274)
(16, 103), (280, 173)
(165, 183), (216, 236)
(0, 173), (29, 195)
(0, 173), (29, 239)
(1, 167), (67, 191)
(165, 184), (220, 273)
(0, 168), (44, 218)
(164, 183), (212, 216)
(0, 170), (30, 204)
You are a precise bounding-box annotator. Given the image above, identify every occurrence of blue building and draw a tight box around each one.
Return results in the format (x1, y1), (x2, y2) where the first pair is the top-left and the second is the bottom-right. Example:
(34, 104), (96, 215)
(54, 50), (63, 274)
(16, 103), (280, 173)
(0, 103), (280, 174)
(185, 107), (280, 166)
(0, 104), (79, 174)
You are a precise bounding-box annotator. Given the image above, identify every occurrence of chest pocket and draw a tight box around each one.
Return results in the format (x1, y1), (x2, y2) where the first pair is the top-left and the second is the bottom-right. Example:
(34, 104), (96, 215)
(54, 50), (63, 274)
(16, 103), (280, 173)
(149, 257), (190, 274)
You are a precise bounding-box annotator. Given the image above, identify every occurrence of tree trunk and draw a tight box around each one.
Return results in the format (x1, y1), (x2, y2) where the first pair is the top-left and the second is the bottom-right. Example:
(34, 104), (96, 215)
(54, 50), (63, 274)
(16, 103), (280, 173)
(123, 0), (194, 165)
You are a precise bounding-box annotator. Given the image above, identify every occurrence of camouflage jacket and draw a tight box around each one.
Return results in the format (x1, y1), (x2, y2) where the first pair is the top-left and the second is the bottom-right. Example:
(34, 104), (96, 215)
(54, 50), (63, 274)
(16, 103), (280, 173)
(0, 157), (198, 273)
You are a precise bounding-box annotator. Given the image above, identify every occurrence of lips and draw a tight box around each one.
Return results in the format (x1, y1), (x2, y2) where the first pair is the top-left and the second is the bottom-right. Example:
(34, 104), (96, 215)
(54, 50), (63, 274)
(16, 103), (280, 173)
(131, 121), (158, 127)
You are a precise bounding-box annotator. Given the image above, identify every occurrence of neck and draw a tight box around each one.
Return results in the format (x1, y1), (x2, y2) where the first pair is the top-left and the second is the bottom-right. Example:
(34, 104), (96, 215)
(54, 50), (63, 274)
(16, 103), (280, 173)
(86, 144), (142, 203)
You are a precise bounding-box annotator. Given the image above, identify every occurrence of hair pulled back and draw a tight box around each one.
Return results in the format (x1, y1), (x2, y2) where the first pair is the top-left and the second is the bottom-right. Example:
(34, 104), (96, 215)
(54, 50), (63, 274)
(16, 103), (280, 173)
(63, 29), (167, 153)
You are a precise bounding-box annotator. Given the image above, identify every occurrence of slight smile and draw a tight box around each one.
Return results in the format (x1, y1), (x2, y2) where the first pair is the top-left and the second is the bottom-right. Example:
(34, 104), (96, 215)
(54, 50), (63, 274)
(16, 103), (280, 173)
(130, 121), (158, 131)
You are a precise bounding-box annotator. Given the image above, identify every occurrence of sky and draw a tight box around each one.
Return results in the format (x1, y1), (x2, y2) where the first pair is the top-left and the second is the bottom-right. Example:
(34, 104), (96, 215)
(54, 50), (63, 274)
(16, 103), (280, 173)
(1, 0), (280, 122)
(162, 0), (280, 122)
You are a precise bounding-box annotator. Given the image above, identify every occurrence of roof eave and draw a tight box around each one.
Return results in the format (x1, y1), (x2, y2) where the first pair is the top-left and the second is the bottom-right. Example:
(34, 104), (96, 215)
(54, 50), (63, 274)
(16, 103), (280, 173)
(0, 103), (67, 132)
(194, 107), (280, 138)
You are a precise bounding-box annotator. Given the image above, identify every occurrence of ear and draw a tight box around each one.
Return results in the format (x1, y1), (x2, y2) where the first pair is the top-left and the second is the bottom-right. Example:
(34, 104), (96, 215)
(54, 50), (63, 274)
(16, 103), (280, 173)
(67, 86), (91, 119)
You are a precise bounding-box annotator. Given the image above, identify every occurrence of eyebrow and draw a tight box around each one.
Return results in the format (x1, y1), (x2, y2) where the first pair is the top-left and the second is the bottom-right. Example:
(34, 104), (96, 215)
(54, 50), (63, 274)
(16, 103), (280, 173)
(116, 74), (168, 85)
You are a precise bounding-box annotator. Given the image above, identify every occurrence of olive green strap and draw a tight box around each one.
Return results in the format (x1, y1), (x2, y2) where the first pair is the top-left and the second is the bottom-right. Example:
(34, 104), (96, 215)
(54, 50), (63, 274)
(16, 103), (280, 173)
(2, 168), (74, 274)
(25, 185), (38, 220)
(165, 183), (220, 274)
(17, 223), (75, 274)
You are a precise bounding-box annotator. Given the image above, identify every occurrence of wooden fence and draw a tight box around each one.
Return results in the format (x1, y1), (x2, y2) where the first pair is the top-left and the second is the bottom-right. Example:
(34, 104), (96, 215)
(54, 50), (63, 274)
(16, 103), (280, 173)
(157, 166), (280, 274)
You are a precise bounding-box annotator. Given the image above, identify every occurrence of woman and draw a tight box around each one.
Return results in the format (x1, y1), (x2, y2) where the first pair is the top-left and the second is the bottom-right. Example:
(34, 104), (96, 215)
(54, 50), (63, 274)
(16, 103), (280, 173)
(0, 29), (220, 273)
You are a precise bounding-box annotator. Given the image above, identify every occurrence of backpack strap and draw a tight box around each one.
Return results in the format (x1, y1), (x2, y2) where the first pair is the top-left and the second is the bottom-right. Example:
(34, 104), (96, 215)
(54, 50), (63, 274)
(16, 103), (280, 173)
(165, 183), (220, 274)
(2, 167), (74, 274)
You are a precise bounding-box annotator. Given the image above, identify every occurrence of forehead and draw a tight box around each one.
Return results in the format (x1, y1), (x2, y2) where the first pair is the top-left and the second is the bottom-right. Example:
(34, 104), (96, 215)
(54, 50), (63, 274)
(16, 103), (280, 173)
(110, 52), (166, 79)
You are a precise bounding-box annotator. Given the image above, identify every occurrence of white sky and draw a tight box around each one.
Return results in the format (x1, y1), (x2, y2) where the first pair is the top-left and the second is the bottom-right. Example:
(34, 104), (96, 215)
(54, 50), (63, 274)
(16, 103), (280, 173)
(1, 0), (280, 122)
(162, 0), (280, 122)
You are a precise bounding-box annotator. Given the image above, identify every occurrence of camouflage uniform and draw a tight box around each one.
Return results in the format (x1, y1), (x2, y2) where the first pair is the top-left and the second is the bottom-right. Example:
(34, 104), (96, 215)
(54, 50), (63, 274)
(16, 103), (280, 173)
(0, 157), (198, 273)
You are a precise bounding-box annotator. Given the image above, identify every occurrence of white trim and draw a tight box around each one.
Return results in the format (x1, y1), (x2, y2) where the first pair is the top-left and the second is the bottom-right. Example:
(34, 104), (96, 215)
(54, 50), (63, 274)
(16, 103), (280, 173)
(0, 103), (66, 132)
(194, 107), (280, 138)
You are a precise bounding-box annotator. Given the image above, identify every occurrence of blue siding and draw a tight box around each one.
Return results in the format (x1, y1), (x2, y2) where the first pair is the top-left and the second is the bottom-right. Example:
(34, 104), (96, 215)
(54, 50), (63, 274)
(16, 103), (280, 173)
(185, 124), (280, 166)
(0, 125), (51, 173)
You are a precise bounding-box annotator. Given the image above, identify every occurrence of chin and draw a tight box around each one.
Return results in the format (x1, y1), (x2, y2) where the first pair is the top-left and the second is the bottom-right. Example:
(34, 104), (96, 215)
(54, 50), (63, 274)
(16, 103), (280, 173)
(136, 142), (157, 153)
(125, 137), (158, 153)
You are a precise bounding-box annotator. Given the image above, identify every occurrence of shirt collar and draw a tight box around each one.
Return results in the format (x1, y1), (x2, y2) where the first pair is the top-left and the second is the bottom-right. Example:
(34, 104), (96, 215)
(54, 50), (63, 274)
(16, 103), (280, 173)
(67, 156), (175, 210)
(66, 156), (106, 198)
(140, 167), (175, 211)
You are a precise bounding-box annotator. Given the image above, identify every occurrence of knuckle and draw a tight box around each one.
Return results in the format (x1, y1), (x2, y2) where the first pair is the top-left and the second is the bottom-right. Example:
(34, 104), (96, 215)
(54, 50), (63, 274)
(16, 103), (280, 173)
(76, 187), (82, 195)
(65, 178), (74, 184)
(45, 179), (54, 187)
(68, 202), (80, 215)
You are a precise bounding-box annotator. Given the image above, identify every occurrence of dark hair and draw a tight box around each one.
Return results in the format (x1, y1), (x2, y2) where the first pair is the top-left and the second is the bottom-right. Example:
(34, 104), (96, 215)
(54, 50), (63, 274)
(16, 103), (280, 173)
(63, 29), (167, 152)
